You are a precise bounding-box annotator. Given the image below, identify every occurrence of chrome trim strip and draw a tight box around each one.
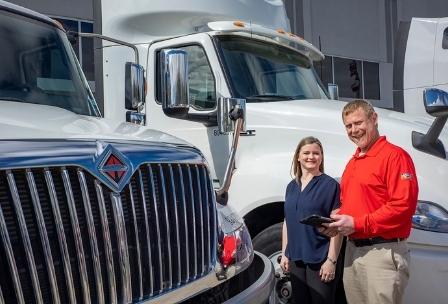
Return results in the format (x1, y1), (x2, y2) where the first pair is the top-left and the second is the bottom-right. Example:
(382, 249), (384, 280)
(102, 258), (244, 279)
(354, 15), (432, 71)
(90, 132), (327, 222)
(94, 181), (117, 304)
(26, 170), (60, 304)
(61, 168), (91, 304)
(138, 169), (154, 296)
(0, 283), (3, 304)
(201, 166), (211, 267)
(0, 205), (25, 304)
(110, 193), (132, 303)
(6, 171), (44, 304)
(168, 165), (182, 286)
(222, 252), (275, 304)
(128, 182), (143, 300)
(177, 164), (190, 282)
(186, 165), (198, 279)
(209, 174), (217, 265)
(78, 170), (104, 304)
(194, 165), (205, 275)
(158, 164), (173, 289)
(44, 170), (76, 304)
(148, 165), (163, 291)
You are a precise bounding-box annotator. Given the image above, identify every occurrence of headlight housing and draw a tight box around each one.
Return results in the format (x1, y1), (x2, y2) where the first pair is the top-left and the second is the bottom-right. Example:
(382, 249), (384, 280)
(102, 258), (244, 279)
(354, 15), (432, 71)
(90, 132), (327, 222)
(412, 201), (448, 233)
(215, 203), (253, 279)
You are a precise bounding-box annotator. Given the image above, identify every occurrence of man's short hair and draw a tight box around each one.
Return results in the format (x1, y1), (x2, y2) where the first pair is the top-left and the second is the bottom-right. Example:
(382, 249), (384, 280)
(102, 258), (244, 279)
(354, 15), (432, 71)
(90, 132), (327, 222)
(342, 99), (375, 120)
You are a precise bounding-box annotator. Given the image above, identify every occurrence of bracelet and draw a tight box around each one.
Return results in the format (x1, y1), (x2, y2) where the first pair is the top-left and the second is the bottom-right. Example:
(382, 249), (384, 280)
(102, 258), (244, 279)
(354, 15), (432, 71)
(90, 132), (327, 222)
(327, 256), (337, 265)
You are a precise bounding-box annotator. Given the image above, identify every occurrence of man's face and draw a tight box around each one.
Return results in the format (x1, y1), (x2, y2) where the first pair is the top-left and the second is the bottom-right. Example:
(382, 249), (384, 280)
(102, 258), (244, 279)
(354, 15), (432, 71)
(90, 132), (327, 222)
(343, 108), (379, 152)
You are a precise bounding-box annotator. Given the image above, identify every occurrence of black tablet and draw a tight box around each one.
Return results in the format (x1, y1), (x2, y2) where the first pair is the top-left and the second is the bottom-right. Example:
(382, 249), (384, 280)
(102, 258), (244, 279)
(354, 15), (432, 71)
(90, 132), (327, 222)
(299, 214), (334, 226)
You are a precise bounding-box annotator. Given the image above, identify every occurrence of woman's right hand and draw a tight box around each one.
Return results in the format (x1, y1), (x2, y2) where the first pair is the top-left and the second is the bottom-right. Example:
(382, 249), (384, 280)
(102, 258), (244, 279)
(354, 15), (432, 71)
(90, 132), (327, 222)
(280, 254), (289, 273)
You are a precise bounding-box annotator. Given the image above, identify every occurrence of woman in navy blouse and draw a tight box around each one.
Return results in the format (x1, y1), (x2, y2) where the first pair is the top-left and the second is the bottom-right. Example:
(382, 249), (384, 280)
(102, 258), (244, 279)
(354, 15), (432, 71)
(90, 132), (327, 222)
(280, 136), (343, 304)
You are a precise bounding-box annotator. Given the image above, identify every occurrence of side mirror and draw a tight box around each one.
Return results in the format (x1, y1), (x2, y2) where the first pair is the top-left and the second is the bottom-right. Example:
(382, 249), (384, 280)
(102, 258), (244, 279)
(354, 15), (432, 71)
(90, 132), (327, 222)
(327, 83), (339, 100)
(423, 88), (448, 117)
(411, 88), (448, 158)
(125, 62), (145, 110)
(218, 97), (246, 134)
(159, 49), (189, 115)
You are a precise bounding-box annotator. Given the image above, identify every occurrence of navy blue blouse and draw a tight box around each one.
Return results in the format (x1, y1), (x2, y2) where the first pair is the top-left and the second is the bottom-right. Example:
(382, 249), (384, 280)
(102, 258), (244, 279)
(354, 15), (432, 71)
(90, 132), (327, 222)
(284, 174), (340, 264)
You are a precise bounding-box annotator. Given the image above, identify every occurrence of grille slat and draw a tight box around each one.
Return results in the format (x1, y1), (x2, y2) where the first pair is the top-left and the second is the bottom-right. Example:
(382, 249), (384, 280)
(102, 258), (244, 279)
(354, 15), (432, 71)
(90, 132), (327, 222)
(110, 193), (132, 303)
(1, 162), (216, 303)
(168, 165), (182, 286)
(94, 181), (117, 304)
(0, 206), (25, 304)
(158, 164), (173, 290)
(148, 165), (163, 292)
(7, 171), (44, 304)
(178, 165), (190, 283)
(26, 170), (60, 304)
(128, 183), (143, 300)
(201, 166), (212, 269)
(44, 170), (77, 304)
(61, 169), (91, 304)
(137, 169), (154, 296)
(78, 170), (104, 304)
(193, 166), (205, 275)
(186, 165), (198, 279)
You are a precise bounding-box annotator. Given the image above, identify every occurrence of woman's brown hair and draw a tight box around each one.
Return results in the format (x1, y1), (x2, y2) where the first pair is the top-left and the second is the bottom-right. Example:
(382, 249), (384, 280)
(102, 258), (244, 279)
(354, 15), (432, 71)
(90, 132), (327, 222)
(291, 136), (324, 183)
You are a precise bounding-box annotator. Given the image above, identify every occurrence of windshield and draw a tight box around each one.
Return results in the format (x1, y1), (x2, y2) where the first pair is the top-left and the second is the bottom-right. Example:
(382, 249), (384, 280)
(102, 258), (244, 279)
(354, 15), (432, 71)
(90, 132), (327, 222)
(216, 36), (328, 102)
(0, 10), (100, 116)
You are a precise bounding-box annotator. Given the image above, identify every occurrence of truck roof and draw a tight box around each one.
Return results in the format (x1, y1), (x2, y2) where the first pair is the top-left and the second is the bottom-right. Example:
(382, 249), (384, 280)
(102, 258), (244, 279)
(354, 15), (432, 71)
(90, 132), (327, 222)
(0, 0), (60, 29)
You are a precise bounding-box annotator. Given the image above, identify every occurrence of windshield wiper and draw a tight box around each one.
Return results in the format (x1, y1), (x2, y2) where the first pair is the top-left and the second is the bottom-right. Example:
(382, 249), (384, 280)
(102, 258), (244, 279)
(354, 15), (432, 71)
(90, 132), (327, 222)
(246, 94), (296, 101)
(0, 97), (29, 103)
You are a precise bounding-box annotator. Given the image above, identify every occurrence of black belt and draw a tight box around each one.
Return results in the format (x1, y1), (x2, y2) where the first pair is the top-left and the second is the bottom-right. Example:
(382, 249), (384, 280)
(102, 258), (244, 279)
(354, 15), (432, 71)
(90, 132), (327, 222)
(350, 237), (406, 247)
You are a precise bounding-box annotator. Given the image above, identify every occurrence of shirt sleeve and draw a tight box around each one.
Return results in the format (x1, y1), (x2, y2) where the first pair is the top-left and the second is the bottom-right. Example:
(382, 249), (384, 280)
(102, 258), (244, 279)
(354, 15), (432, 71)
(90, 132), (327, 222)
(354, 150), (419, 235)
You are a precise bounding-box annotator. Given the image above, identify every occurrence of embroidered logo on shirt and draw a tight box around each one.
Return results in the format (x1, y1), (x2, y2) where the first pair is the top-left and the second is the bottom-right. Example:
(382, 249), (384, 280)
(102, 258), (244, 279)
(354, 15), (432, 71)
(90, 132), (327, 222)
(400, 172), (413, 180)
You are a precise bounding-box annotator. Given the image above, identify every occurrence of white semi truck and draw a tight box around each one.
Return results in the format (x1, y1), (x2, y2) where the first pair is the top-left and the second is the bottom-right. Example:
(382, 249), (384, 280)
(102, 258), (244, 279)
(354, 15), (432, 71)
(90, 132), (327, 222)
(93, 0), (448, 303)
(0, 1), (275, 303)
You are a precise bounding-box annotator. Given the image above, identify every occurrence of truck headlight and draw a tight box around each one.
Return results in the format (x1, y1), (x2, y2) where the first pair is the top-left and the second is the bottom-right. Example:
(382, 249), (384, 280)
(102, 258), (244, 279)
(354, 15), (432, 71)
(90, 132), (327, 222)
(412, 201), (448, 233)
(216, 204), (253, 279)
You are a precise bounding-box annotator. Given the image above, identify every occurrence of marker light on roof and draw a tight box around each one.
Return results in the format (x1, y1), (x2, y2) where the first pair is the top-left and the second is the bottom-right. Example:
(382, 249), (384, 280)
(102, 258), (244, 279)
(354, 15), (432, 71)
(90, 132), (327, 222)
(233, 21), (245, 28)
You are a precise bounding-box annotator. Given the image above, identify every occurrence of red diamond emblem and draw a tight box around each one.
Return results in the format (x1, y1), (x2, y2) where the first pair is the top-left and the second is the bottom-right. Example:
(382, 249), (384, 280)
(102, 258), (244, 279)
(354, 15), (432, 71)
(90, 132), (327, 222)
(101, 153), (128, 183)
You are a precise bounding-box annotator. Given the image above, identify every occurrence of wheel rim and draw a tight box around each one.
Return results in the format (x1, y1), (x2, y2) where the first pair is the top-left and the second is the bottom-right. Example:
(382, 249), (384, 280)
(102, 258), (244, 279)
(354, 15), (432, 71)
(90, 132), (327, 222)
(269, 251), (292, 304)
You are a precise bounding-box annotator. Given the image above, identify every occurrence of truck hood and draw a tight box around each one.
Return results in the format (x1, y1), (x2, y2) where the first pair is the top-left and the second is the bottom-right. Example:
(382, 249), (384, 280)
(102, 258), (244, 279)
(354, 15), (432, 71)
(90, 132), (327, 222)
(0, 100), (190, 147)
(243, 98), (448, 204)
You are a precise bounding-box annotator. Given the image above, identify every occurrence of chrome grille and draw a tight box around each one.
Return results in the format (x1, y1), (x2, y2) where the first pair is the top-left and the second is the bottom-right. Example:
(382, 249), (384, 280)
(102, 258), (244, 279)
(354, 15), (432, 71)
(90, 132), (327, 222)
(0, 163), (216, 303)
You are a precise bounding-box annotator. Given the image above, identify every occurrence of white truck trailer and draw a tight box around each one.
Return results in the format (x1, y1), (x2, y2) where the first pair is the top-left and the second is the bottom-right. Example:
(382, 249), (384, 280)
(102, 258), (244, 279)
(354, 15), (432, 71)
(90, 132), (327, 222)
(93, 1), (448, 303)
(0, 1), (275, 303)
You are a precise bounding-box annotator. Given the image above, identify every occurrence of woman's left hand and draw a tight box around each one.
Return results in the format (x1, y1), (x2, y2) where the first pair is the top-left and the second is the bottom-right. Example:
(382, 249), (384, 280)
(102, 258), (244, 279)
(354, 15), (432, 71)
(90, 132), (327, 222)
(319, 259), (336, 282)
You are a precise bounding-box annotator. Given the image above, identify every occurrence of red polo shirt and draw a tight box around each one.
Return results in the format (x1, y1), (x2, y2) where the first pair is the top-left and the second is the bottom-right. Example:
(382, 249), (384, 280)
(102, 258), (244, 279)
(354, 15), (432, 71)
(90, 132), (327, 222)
(340, 136), (418, 239)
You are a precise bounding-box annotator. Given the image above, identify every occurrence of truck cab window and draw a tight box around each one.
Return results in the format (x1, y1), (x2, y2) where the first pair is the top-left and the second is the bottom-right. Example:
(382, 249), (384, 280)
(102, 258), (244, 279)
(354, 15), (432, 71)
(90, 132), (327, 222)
(0, 11), (100, 116)
(216, 36), (328, 101)
(159, 45), (216, 110)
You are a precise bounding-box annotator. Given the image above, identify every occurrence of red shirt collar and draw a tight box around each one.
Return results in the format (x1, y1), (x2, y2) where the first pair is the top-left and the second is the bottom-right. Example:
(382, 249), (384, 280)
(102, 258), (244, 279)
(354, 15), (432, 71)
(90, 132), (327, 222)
(353, 136), (387, 158)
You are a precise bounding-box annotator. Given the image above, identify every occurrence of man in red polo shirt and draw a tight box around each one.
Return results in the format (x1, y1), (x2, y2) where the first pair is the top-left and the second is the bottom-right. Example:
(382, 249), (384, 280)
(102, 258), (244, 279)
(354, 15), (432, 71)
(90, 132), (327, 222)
(328, 99), (418, 304)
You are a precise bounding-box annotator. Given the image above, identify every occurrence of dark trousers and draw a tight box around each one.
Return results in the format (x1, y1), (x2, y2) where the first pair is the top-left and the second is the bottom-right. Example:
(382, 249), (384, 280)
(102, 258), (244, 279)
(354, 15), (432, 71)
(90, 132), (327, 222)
(289, 260), (340, 304)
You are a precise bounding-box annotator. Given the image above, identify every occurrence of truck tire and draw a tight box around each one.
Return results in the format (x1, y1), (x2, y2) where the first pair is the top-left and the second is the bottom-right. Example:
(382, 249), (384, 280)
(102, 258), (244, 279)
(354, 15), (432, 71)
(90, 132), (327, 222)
(252, 222), (283, 257)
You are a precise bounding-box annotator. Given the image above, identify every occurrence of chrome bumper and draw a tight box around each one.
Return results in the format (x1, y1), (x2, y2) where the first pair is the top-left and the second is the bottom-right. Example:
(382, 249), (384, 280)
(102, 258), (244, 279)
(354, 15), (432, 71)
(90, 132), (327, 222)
(224, 251), (275, 304)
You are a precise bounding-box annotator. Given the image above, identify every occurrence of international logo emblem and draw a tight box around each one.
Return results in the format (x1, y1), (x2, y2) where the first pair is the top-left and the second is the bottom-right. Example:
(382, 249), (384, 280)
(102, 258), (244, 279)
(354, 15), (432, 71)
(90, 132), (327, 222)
(96, 144), (132, 191)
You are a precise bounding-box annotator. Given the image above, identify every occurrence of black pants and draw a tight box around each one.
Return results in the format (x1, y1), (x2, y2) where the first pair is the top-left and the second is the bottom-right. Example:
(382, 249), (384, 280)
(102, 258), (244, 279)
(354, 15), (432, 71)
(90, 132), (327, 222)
(289, 260), (341, 304)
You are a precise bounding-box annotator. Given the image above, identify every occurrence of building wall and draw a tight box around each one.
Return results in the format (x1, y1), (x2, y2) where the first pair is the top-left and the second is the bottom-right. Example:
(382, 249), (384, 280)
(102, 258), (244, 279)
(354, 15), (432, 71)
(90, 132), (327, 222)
(9, 0), (92, 20)
(285, 0), (448, 110)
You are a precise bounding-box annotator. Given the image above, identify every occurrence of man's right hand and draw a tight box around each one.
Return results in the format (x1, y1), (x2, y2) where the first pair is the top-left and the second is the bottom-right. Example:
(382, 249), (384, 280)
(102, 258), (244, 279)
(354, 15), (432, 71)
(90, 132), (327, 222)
(279, 254), (289, 273)
(318, 225), (339, 237)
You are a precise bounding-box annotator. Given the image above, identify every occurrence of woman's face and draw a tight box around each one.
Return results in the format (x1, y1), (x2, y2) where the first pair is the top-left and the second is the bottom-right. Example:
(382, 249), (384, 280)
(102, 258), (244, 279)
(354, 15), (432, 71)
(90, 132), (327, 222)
(298, 143), (322, 173)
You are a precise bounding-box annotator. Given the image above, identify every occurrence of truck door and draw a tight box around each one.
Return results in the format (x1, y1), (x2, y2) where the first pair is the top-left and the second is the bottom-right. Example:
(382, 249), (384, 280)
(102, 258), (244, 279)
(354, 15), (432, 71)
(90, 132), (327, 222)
(146, 34), (231, 185)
